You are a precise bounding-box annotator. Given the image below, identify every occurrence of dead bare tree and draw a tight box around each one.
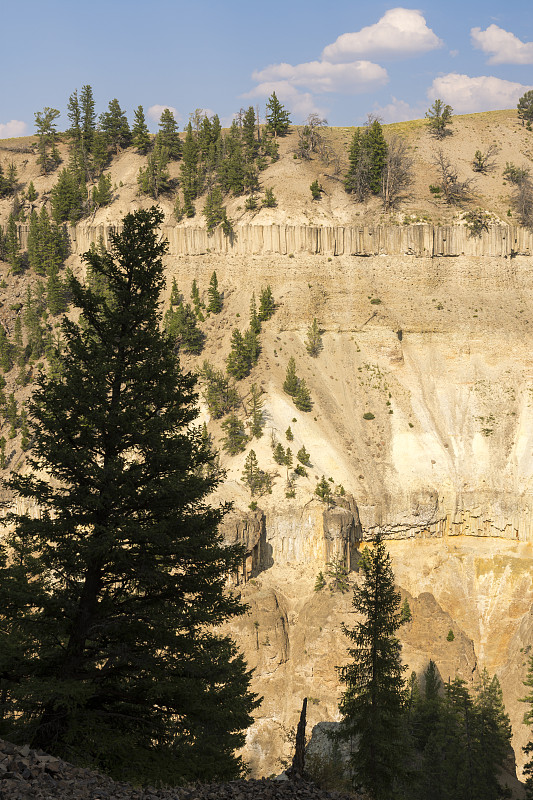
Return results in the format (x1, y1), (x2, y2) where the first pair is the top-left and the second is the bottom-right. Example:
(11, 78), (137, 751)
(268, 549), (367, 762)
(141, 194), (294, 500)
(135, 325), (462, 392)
(296, 114), (327, 160)
(433, 149), (474, 205)
(381, 136), (413, 210)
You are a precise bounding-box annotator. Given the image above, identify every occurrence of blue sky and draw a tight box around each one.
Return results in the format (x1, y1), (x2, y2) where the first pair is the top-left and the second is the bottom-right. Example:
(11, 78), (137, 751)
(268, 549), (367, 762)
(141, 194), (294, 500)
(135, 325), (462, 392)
(1, 0), (532, 137)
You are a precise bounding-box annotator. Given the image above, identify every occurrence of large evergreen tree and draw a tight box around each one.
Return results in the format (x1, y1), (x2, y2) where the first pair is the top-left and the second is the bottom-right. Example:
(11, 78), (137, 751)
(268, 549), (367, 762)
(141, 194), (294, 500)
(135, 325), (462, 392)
(131, 105), (151, 155)
(337, 531), (407, 800)
(99, 98), (131, 154)
(265, 92), (291, 137)
(0, 207), (258, 785)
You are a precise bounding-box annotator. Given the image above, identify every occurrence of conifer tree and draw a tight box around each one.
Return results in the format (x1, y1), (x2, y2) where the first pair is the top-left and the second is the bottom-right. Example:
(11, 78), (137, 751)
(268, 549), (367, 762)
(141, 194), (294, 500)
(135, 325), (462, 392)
(296, 445), (311, 467)
(91, 173), (113, 207)
(80, 85), (96, 153)
(242, 449), (267, 495)
(315, 476), (331, 503)
(265, 92), (291, 137)
(221, 412), (248, 455)
(158, 108), (182, 160)
(131, 106), (151, 155)
(137, 139), (171, 198)
(249, 293), (261, 335)
(207, 271), (222, 313)
(337, 530), (407, 800)
(366, 120), (388, 195)
(26, 181), (37, 203)
(0, 326), (12, 372)
(181, 122), (199, 216)
(5, 213), (22, 274)
(99, 98), (131, 154)
(34, 107), (61, 174)
(164, 292), (204, 355)
(51, 167), (86, 224)
(305, 318), (322, 356)
(199, 361), (239, 419)
(219, 121), (245, 195)
(258, 285), (276, 320)
(226, 329), (252, 380)
(283, 356), (299, 396)
(0, 207), (258, 784)
(263, 187), (277, 208)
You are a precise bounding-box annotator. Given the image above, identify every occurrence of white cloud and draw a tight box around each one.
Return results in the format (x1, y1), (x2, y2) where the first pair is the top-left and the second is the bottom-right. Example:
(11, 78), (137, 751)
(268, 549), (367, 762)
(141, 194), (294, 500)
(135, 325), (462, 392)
(428, 73), (532, 113)
(243, 81), (326, 120)
(252, 59), (388, 94)
(372, 97), (421, 123)
(0, 120), (28, 138)
(147, 105), (181, 123)
(471, 24), (533, 65)
(322, 8), (443, 62)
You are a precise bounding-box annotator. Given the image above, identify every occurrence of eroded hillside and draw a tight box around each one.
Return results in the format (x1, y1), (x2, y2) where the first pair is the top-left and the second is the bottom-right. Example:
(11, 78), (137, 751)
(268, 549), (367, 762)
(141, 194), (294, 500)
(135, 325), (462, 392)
(2, 109), (533, 782)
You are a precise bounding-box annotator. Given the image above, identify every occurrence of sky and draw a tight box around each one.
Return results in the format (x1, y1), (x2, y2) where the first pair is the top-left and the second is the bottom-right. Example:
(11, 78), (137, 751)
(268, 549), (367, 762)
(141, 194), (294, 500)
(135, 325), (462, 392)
(1, 0), (532, 137)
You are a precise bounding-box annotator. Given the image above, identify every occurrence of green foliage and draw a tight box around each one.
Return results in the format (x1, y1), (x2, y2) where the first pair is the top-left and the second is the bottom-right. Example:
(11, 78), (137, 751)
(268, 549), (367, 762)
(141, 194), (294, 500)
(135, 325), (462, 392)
(285, 426), (293, 441)
(4, 213), (22, 274)
(345, 120), (388, 199)
(241, 449), (271, 496)
(265, 92), (291, 137)
(310, 179), (322, 200)
(314, 571), (326, 591)
(518, 90), (533, 125)
(207, 271), (223, 313)
(337, 531), (407, 799)
(426, 99), (453, 138)
(363, 412), (375, 420)
(305, 318), (322, 356)
(50, 167), (86, 224)
(294, 463), (307, 477)
(0, 207), (259, 783)
(199, 361), (239, 419)
(91, 172), (113, 207)
(137, 139), (171, 198)
(283, 356), (299, 396)
(203, 187), (229, 233)
(326, 557), (350, 593)
(296, 445), (311, 466)
(99, 98), (131, 153)
(181, 122), (199, 214)
(294, 379), (312, 412)
(447, 629), (455, 641)
(0, 325), (13, 372)
(315, 476), (332, 504)
(0, 161), (18, 197)
(273, 442), (286, 465)
(131, 105), (151, 154)
(400, 598), (412, 623)
(464, 209), (491, 238)
(221, 413), (248, 455)
(258, 285), (276, 321)
(472, 145), (498, 174)
(503, 161), (530, 185)
(26, 181), (37, 202)
(263, 187), (277, 207)
(34, 107), (61, 174)
(158, 108), (182, 160)
(163, 279), (204, 354)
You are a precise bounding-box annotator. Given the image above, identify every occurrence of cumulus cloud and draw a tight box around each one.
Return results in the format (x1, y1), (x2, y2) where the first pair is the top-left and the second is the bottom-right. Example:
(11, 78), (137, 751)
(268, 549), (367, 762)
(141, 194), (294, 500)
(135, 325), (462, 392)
(0, 120), (28, 138)
(251, 59), (387, 95)
(372, 97), (421, 123)
(147, 104), (180, 123)
(322, 8), (443, 62)
(243, 81), (325, 119)
(471, 24), (533, 65)
(428, 73), (532, 113)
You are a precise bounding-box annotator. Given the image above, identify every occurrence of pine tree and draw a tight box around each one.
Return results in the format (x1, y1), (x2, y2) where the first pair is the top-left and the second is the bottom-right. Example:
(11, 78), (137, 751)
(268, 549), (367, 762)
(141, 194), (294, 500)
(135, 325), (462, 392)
(226, 329), (251, 380)
(34, 107), (61, 174)
(242, 449), (266, 495)
(221, 412), (248, 455)
(5, 213), (22, 274)
(305, 318), (322, 356)
(263, 187), (277, 208)
(366, 120), (388, 195)
(297, 445), (311, 466)
(91, 173), (113, 208)
(158, 108), (182, 160)
(80, 85), (96, 153)
(219, 121), (245, 195)
(265, 92), (291, 137)
(273, 442), (286, 465)
(137, 139), (171, 199)
(99, 98), (131, 154)
(51, 167), (86, 224)
(207, 271), (222, 313)
(249, 293), (261, 335)
(337, 530), (407, 800)
(26, 181), (37, 202)
(285, 426), (293, 441)
(199, 361), (239, 419)
(294, 379), (312, 412)
(0, 207), (258, 784)
(283, 356), (299, 396)
(0, 326), (13, 372)
(315, 476), (331, 503)
(426, 99), (453, 139)
(181, 122), (199, 216)
(258, 285), (275, 320)
(131, 106), (151, 154)
(164, 296), (204, 355)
